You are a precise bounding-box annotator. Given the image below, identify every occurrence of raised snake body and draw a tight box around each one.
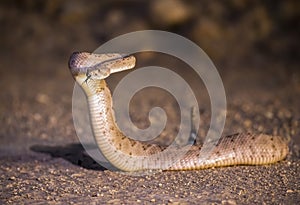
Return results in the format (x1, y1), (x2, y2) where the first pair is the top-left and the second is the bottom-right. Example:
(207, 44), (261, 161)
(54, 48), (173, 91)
(69, 52), (289, 172)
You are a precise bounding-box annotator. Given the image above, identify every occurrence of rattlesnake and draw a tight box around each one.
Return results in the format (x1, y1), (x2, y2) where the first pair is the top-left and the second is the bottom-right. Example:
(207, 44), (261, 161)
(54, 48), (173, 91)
(68, 52), (289, 172)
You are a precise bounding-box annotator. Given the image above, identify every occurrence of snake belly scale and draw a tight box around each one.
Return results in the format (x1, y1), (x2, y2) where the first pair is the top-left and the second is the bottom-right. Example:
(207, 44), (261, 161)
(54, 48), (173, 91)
(68, 52), (289, 172)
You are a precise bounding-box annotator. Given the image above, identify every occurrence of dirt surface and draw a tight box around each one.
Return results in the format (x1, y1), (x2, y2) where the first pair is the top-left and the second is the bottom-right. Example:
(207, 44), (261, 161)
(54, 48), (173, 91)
(1, 1), (300, 204)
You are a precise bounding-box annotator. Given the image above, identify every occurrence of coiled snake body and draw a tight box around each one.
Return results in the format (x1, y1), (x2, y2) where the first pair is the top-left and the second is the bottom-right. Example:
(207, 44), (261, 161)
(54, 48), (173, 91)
(69, 52), (289, 172)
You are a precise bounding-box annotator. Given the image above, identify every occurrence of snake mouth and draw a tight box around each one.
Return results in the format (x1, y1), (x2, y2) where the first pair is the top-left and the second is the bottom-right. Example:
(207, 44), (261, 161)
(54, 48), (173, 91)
(68, 52), (136, 78)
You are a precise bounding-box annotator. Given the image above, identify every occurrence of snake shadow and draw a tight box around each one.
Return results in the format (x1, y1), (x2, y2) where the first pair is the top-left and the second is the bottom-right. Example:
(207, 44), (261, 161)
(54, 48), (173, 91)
(30, 143), (106, 171)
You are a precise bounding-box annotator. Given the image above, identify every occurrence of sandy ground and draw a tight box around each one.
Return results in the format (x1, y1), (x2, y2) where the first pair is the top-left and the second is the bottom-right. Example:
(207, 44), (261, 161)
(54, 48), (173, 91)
(1, 1), (300, 204)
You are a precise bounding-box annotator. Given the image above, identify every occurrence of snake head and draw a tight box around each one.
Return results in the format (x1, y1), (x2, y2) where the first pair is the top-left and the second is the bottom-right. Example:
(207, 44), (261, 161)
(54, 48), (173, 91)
(68, 52), (136, 83)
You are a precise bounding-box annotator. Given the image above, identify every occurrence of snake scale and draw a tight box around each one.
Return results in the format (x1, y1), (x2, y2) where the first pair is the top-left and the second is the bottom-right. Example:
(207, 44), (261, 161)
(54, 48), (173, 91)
(68, 52), (289, 172)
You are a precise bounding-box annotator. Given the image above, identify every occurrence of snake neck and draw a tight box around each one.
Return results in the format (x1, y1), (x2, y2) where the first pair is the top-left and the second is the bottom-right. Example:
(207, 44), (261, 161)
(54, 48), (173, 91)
(79, 78), (166, 171)
(81, 79), (123, 145)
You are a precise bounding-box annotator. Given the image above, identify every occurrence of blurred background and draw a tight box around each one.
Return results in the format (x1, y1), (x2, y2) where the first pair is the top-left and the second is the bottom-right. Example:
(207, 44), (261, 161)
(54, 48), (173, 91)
(1, 0), (299, 69)
(0, 0), (299, 151)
